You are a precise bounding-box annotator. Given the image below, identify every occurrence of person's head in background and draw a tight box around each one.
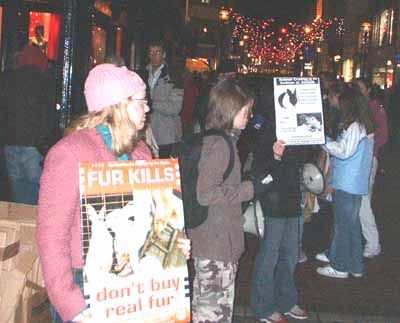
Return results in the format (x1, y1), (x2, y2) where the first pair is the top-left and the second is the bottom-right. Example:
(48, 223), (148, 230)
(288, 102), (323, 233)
(206, 79), (254, 132)
(319, 71), (336, 94)
(338, 86), (374, 135)
(369, 83), (385, 103)
(217, 59), (237, 81)
(66, 64), (149, 156)
(254, 79), (275, 122)
(327, 82), (344, 109)
(35, 25), (45, 38)
(104, 55), (126, 68)
(148, 40), (166, 71)
(352, 78), (372, 98)
(352, 78), (385, 103)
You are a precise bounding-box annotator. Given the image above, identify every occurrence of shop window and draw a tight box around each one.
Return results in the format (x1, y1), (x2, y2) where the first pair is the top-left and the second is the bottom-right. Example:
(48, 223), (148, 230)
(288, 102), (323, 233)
(372, 67), (387, 89)
(342, 59), (353, 83)
(372, 9), (394, 47)
(29, 11), (61, 61)
(92, 25), (106, 65)
(358, 23), (371, 50)
(186, 57), (210, 72)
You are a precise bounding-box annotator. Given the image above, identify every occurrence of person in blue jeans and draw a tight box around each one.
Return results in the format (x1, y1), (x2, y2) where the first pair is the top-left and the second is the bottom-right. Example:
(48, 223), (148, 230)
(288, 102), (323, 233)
(0, 44), (59, 204)
(315, 86), (374, 278)
(3, 146), (43, 204)
(249, 82), (308, 323)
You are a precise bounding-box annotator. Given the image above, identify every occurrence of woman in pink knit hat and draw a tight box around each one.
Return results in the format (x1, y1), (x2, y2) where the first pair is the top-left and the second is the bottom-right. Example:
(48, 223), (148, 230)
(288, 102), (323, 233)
(36, 64), (189, 323)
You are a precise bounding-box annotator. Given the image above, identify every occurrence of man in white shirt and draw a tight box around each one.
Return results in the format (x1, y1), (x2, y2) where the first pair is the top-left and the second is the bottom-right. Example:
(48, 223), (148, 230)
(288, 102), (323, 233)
(147, 44), (165, 96)
(145, 41), (183, 158)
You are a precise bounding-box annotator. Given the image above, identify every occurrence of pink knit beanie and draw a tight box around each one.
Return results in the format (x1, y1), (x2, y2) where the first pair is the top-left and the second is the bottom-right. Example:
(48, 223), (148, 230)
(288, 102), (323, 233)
(84, 63), (146, 112)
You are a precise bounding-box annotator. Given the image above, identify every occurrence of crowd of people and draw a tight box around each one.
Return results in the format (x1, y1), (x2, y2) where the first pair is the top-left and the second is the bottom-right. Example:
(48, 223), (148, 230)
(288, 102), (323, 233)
(0, 37), (397, 323)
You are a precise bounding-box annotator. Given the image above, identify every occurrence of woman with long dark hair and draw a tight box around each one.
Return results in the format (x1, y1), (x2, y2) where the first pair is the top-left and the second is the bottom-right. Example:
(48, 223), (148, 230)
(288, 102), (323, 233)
(316, 86), (375, 278)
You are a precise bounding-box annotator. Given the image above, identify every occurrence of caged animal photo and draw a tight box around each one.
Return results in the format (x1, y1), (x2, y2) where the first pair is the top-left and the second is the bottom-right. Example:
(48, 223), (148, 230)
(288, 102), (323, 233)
(82, 188), (187, 283)
(296, 113), (322, 133)
(83, 190), (155, 281)
(278, 88), (298, 109)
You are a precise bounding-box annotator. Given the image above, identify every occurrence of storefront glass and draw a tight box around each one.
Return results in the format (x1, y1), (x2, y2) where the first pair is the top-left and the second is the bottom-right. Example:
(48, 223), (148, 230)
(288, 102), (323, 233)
(372, 65), (394, 89)
(29, 11), (61, 61)
(372, 67), (387, 89)
(372, 9), (394, 47)
(342, 59), (353, 82)
(91, 25), (106, 65)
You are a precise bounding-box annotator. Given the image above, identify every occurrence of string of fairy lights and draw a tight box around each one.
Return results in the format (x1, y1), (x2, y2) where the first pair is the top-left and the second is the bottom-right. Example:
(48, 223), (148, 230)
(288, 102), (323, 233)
(228, 8), (344, 66)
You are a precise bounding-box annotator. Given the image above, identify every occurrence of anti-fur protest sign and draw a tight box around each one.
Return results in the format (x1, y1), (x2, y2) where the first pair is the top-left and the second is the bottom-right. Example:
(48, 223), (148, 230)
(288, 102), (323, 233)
(79, 159), (190, 322)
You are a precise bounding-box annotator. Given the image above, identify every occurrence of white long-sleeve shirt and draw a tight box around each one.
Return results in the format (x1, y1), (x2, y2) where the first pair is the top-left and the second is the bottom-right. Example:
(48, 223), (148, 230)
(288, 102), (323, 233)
(323, 122), (370, 160)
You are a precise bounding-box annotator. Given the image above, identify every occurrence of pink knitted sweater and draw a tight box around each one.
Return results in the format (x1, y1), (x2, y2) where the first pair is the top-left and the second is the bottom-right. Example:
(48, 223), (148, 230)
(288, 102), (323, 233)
(36, 128), (152, 321)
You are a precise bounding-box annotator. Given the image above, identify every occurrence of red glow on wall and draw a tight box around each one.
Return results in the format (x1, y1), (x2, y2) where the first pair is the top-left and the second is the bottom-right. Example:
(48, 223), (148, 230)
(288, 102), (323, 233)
(29, 11), (61, 61)
(116, 28), (123, 56)
(92, 25), (106, 65)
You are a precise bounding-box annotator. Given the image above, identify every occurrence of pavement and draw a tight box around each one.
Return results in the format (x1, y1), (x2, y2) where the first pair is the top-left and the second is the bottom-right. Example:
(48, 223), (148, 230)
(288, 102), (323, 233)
(233, 143), (400, 323)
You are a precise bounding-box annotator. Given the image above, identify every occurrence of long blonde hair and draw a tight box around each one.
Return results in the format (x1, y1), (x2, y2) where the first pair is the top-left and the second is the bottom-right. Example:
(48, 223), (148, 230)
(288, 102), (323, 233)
(65, 99), (139, 156)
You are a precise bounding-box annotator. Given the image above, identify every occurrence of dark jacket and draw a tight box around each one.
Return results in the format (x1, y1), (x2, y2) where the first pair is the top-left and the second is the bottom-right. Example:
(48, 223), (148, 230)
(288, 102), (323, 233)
(252, 81), (313, 218)
(253, 120), (304, 218)
(0, 66), (60, 155)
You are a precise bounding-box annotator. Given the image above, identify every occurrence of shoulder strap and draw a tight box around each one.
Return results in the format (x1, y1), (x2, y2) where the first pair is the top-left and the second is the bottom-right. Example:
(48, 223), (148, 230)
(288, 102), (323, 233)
(203, 129), (235, 181)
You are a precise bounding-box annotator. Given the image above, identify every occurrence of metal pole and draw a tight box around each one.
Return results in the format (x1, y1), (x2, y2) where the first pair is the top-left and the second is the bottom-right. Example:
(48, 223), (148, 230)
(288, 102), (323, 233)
(59, 0), (78, 130)
(185, 0), (190, 25)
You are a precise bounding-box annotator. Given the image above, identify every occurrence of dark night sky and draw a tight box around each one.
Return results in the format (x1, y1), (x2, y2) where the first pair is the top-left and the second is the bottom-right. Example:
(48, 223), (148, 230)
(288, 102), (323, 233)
(235, 0), (316, 24)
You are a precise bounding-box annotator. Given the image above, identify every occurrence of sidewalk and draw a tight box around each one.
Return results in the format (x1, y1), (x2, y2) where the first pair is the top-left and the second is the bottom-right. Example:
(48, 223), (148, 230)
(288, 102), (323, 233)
(233, 305), (400, 323)
(233, 146), (400, 323)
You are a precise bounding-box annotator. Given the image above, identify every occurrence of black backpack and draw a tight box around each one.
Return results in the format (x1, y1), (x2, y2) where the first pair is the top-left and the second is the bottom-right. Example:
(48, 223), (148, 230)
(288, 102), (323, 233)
(175, 129), (235, 229)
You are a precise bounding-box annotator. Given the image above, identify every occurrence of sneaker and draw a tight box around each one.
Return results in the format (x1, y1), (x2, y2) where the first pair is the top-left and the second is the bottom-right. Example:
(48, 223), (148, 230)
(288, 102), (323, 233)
(363, 247), (381, 258)
(298, 251), (308, 264)
(317, 265), (349, 278)
(259, 312), (288, 323)
(350, 272), (363, 278)
(315, 252), (329, 263)
(284, 305), (309, 320)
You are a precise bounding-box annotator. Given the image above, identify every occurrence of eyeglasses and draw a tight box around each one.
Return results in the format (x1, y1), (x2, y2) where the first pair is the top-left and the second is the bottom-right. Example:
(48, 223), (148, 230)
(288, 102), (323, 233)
(148, 50), (163, 56)
(131, 99), (148, 105)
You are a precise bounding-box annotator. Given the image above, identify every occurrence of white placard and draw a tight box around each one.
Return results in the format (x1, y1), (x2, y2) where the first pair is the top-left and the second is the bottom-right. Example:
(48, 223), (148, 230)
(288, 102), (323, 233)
(273, 77), (325, 145)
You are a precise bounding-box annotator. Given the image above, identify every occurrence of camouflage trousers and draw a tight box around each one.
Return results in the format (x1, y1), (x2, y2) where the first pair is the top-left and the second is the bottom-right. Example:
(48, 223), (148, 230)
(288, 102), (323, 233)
(192, 257), (238, 323)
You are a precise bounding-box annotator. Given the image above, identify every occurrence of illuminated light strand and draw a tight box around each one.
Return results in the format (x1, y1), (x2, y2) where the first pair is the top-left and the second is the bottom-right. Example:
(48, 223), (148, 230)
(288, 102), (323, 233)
(229, 8), (344, 66)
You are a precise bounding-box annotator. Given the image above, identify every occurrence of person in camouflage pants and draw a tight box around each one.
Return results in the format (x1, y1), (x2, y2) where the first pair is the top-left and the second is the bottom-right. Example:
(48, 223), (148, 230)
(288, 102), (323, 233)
(191, 258), (238, 323)
(187, 80), (270, 323)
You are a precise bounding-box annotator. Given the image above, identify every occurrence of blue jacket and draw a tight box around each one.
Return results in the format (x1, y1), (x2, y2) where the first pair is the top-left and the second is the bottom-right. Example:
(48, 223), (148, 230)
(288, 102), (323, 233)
(324, 122), (374, 195)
